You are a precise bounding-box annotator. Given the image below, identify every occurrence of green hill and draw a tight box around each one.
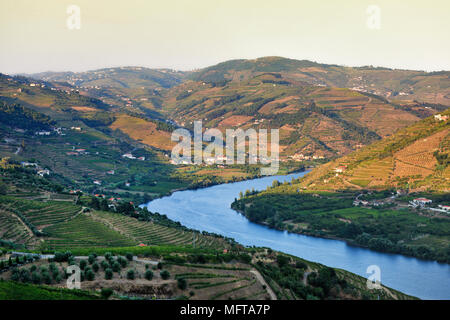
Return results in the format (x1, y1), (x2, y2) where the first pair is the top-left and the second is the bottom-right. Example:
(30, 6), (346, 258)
(162, 73), (421, 158)
(296, 109), (450, 192)
(190, 56), (450, 106)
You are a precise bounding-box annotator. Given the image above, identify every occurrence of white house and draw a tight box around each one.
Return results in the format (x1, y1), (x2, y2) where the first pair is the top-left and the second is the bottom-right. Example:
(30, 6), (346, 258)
(122, 153), (136, 160)
(434, 114), (449, 121)
(412, 198), (432, 206)
(37, 169), (50, 177)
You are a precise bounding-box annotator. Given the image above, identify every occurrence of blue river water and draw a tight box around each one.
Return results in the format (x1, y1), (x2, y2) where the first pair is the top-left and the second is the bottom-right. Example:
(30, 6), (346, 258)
(144, 172), (450, 299)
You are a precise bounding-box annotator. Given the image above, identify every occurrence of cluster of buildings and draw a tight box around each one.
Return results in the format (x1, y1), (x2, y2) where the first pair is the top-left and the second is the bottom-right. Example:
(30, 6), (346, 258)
(334, 165), (347, 173)
(66, 147), (89, 156)
(434, 114), (449, 122)
(410, 198), (433, 207)
(20, 161), (50, 177)
(289, 153), (325, 162)
(35, 127), (66, 137)
(353, 198), (389, 207)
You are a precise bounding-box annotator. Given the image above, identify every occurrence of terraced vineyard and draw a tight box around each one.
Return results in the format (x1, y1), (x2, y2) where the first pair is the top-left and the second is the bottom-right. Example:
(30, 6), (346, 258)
(349, 158), (394, 188)
(0, 197), (81, 229)
(43, 214), (137, 250)
(0, 194), (229, 251)
(0, 209), (38, 247)
(295, 109), (450, 191)
(89, 210), (228, 249)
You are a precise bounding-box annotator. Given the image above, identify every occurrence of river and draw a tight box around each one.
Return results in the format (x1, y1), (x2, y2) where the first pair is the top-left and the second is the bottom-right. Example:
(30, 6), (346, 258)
(143, 171), (450, 300)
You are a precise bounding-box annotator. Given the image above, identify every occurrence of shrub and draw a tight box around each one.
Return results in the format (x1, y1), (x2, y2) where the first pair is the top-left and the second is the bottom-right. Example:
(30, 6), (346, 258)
(92, 262), (99, 273)
(31, 271), (41, 284)
(105, 268), (113, 280)
(117, 257), (128, 268)
(144, 270), (153, 280)
(177, 278), (187, 290)
(126, 269), (135, 280)
(295, 261), (308, 270)
(101, 288), (113, 299)
(101, 261), (109, 270)
(88, 254), (96, 265)
(79, 259), (87, 270)
(125, 253), (133, 261)
(160, 270), (170, 280)
(54, 251), (72, 262)
(86, 269), (95, 281)
(105, 252), (113, 261)
(112, 262), (121, 273)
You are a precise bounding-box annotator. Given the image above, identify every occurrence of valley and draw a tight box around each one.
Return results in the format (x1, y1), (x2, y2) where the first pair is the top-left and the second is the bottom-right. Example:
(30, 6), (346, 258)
(0, 57), (449, 301)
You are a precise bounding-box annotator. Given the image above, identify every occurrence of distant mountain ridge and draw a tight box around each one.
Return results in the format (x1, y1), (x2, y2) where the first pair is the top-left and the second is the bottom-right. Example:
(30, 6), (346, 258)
(7, 56), (450, 159)
(189, 56), (450, 106)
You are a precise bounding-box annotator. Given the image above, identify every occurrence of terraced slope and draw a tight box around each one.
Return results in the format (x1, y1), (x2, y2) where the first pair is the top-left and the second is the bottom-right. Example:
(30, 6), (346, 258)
(0, 195), (227, 250)
(43, 214), (137, 249)
(8, 200), (81, 229)
(0, 209), (38, 247)
(190, 56), (450, 106)
(162, 74), (421, 158)
(295, 109), (450, 192)
(88, 210), (227, 249)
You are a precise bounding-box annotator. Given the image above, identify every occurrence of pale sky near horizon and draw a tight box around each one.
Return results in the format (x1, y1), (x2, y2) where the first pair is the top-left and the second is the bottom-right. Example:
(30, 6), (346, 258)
(0, 0), (449, 74)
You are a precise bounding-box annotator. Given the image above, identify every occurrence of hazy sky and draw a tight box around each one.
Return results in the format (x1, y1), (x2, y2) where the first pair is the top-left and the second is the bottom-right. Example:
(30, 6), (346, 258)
(1, 0), (449, 74)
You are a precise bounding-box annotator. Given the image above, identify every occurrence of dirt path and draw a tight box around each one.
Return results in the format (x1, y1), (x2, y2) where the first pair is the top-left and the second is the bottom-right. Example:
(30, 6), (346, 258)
(250, 269), (277, 300)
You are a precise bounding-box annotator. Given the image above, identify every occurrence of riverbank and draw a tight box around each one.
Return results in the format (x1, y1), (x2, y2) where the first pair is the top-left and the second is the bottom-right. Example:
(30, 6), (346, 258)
(144, 172), (450, 299)
(231, 191), (450, 264)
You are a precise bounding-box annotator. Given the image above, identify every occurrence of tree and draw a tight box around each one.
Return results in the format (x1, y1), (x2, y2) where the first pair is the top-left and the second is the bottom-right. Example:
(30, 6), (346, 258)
(0, 183), (7, 195)
(116, 202), (135, 215)
(160, 270), (170, 280)
(105, 268), (113, 280)
(177, 278), (187, 290)
(117, 256), (128, 268)
(31, 271), (41, 284)
(101, 260), (109, 270)
(101, 288), (113, 299)
(125, 253), (133, 261)
(144, 270), (153, 280)
(104, 252), (113, 262)
(90, 197), (100, 210)
(79, 259), (87, 270)
(127, 269), (135, 280)
(86, 269), (95, 281)
(88, 254), (96, 264)
(100, 199), (109, 211)
(112, 261), (121, 273)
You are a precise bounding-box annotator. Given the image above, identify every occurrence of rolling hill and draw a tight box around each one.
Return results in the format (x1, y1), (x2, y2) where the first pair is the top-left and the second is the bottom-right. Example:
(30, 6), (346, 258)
(162, 72), (421, 158)
(23, 57), (450, 160)
(190, 56), (450, 106)
(291, 108), (450, 192)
